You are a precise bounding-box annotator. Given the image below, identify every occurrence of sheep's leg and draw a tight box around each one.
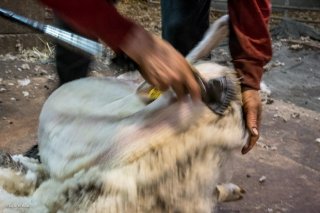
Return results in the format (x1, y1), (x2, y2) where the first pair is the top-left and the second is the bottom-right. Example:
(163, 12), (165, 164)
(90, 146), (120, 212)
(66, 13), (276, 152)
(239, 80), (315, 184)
(186, 15), (229, 64)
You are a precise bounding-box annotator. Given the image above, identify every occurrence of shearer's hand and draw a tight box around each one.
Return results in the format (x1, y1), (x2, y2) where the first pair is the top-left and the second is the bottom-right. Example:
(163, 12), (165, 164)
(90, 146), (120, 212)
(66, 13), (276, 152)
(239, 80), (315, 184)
(241, 89), (262, 154)
(120, 26), (201, 101)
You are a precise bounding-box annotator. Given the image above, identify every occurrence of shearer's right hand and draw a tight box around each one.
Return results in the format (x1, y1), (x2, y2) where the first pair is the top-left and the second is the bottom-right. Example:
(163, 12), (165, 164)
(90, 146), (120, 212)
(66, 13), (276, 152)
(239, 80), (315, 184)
(120, 26), (201, 102)
(241, 89), (262, 154)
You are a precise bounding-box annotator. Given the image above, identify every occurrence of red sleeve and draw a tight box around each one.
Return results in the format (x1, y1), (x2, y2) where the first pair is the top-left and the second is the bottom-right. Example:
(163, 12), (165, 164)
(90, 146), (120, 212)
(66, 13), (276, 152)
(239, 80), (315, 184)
(228, 0), (272, 90)
(39, 0), (136, 52)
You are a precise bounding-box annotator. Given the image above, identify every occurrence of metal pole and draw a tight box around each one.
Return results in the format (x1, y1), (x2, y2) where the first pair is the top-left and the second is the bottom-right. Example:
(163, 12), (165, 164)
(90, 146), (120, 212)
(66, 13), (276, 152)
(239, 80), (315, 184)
(284, 0), (290, 18)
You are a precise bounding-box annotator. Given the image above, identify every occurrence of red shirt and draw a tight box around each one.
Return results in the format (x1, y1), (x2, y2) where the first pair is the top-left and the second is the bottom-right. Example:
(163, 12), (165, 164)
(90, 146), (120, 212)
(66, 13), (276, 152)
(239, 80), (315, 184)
(228, 0), (272, 90)
(40, 0), (272, 90)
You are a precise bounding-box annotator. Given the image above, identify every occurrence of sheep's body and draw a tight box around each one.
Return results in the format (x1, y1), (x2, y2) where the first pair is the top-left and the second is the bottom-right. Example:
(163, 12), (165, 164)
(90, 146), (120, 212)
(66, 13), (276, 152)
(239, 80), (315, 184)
(0, 15), (248, 212)
(0, 63), (246, 213)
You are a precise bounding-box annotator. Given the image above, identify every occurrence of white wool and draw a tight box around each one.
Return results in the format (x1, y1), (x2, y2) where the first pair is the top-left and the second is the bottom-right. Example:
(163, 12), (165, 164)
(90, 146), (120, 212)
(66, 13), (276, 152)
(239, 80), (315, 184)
(11, 155), (39, 165)
(0, 154), (47, 198)
(0, 168), (37, 196)
(0, 187), (47, 213)
(38, 77), (148, 179)
(260, 81), (272, 95)
(11, 155), (43, 175)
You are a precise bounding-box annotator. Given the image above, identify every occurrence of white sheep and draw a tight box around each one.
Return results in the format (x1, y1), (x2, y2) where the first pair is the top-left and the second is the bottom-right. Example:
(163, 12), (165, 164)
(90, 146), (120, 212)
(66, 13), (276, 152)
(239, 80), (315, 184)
(0, 15), (247, 213)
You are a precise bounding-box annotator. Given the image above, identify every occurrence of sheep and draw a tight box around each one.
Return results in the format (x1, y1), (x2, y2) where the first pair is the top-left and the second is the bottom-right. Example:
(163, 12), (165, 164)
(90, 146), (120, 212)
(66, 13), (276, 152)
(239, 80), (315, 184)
(0, 15), (248, 213)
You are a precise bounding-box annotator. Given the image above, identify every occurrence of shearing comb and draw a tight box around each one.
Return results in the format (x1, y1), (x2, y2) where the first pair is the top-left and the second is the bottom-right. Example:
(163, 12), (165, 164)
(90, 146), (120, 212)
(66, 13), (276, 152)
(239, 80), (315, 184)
(190, 65), (236, 115)
(0, 7), (236, 115)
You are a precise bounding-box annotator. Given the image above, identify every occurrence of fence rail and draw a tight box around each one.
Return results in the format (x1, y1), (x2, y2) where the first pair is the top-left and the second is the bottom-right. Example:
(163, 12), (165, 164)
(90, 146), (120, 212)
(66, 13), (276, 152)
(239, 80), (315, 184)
(211, 0), (320, 12)
(210, 3), (320, 25)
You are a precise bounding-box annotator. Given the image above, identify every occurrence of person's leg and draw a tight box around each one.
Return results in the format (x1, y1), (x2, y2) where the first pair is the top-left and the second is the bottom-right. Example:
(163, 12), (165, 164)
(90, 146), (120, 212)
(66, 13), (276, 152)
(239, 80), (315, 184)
(161, 0), (211, 56)
(55, 19), (92, 85)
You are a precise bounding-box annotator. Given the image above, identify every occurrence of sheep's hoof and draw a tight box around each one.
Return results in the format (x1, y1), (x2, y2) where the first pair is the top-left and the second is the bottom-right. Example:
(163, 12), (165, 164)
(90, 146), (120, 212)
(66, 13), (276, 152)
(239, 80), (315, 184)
(216, 183), (245, 202)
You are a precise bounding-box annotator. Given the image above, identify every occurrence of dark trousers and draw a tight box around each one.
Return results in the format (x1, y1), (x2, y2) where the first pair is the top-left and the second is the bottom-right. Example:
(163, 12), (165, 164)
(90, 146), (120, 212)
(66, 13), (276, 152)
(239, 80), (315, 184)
(161, 0), (211, 56)
(55, 19), (92, 85)
(55, 19), (137, 85)
(55, 0), (211, 84)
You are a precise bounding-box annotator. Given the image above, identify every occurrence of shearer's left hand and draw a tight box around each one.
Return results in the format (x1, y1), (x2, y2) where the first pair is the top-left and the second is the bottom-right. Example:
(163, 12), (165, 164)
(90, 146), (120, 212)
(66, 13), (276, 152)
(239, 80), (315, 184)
(241, 89), (262, 154)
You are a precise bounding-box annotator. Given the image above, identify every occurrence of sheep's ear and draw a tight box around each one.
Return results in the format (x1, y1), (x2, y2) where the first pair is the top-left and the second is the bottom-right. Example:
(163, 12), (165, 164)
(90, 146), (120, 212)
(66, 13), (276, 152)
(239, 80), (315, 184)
(186, 15), (229, 64)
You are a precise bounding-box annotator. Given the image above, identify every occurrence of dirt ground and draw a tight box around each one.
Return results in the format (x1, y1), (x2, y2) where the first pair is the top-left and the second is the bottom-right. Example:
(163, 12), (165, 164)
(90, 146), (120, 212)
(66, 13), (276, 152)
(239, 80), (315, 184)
(0, 1), (320, 212)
